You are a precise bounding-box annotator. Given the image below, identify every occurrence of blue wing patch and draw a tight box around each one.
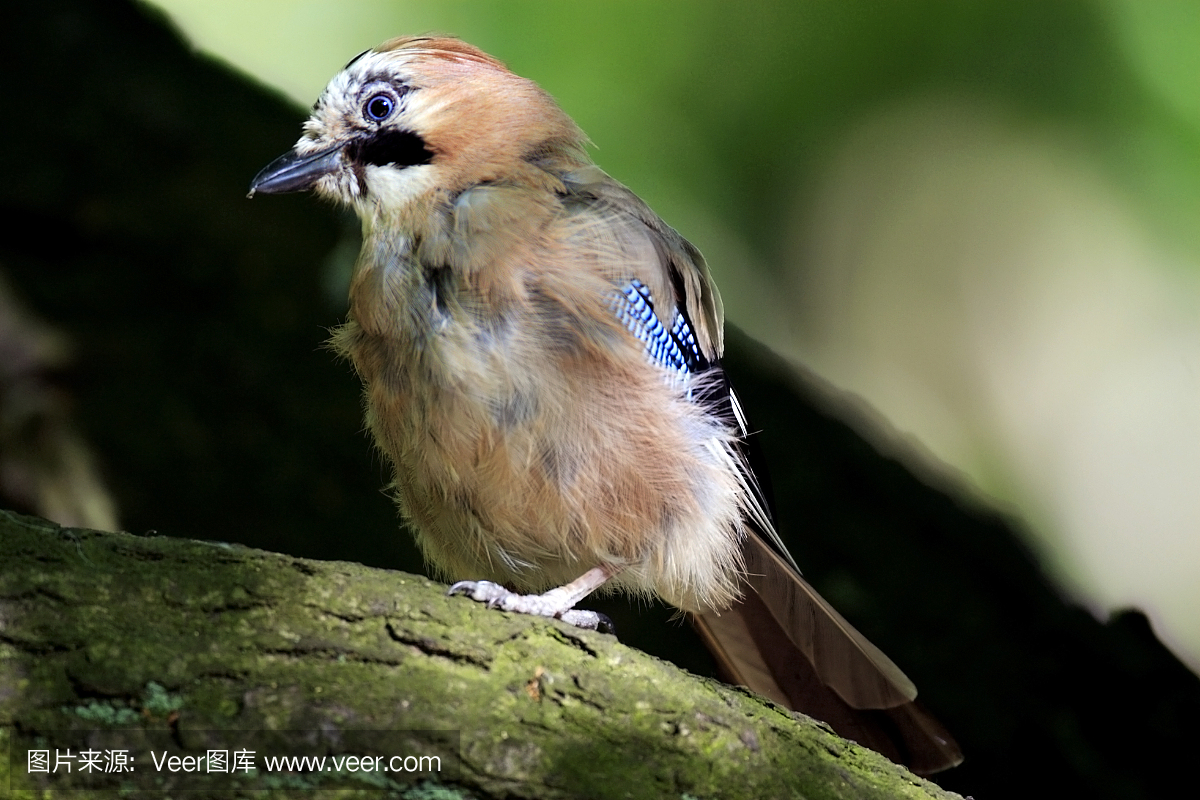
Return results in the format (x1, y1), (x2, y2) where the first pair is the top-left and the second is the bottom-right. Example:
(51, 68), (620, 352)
(611, 279), (708, 376)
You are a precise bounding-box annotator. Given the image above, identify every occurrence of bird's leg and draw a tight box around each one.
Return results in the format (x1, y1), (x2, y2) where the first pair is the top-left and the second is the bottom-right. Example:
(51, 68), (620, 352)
(447, 565), (616, 633)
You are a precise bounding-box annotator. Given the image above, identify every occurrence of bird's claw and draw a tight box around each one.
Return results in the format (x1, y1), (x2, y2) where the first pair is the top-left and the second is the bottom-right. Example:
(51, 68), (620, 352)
(560, 609), (616, 634)
(447, 579), (509, 608)
(447, 580), (615, 633)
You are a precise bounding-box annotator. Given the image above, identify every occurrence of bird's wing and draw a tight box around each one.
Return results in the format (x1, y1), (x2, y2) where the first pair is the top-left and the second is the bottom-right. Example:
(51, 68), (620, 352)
(559, 164), (961, 773)
(559, 166), (723, 360)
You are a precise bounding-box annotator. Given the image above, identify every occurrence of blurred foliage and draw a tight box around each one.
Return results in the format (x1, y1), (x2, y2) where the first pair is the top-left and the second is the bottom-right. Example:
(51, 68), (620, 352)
(4, 2), (1200, 799)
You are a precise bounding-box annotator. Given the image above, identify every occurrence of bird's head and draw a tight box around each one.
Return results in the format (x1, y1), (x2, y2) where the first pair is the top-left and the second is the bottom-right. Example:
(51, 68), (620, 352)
(249, 36), (586, 217)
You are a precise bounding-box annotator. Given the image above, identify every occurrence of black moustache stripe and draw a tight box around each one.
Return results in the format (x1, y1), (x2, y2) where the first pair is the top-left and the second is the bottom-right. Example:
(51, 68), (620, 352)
(351, 129), (434, 169)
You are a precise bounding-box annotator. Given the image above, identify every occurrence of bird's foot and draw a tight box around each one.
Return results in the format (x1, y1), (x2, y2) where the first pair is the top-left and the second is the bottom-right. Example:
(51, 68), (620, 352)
(447, 580), (615, 633)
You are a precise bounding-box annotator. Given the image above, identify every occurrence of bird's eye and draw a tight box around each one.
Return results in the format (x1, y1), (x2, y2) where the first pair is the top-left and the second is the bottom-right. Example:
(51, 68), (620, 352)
(364, 93), (396, 122)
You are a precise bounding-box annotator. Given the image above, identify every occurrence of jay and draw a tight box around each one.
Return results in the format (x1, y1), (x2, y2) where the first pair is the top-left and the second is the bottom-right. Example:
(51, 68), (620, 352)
(250, 36), (961, 774)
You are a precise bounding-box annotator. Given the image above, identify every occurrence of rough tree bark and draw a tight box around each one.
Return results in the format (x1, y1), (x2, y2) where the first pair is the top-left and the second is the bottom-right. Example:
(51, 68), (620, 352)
(0, 509), (961, 799)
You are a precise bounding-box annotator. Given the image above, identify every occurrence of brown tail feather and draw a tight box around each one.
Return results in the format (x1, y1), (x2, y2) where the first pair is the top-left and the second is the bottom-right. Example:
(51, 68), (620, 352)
(694, 535), (963, 775)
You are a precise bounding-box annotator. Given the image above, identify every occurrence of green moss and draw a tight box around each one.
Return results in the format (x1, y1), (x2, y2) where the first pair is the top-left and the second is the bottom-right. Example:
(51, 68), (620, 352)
(142, 681), (184, 715)
(65, 701), (141, 726)
(59, 682), (183, 727)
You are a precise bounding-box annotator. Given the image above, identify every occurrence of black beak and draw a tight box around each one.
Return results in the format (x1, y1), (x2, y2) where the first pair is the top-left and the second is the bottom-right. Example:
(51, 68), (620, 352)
(248, 143), (344, 197)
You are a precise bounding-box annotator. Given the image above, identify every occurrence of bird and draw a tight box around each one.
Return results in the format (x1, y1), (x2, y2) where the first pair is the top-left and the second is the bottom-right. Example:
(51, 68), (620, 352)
(249, 35), (962, 774)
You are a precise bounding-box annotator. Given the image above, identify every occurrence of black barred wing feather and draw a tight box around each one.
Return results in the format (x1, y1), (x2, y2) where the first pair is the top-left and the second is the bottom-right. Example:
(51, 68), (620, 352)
(611, 278), (709, 377)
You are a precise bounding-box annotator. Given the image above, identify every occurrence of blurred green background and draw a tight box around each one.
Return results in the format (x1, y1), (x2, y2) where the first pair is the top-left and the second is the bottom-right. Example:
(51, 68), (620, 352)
(149, 0), (1200, 681)
(6, 1), (1200, 797)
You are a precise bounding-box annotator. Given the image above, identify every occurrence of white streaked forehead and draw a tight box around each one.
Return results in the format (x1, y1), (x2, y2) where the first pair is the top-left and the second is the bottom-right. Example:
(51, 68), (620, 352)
(324, 42), (480, 98)
(318, 49), (411, 107)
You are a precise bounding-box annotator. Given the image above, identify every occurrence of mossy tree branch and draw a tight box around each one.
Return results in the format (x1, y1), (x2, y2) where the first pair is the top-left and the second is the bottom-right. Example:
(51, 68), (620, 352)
(0, 509), (960, 799)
